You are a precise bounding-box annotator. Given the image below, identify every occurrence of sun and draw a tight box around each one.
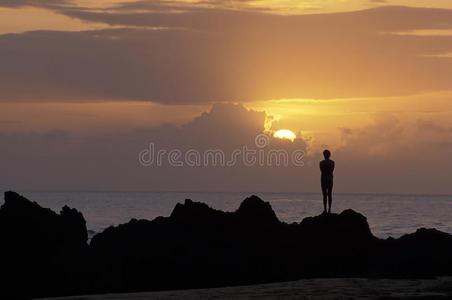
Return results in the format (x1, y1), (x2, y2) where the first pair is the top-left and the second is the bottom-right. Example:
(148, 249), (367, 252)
(273, 129), (296, 141)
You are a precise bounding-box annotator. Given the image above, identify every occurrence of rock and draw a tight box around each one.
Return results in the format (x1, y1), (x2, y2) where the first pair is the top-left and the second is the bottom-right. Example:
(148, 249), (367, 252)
(60, 205), (88, 246)
(298, 208), (374, 243)
(371, 227), (452, 277)
(235, 195), (279, 226)
(0, 191), (90, 299)
(88, 196), (379, 292)
(170, 199), (230, 226)
(2, 191), (452, 298)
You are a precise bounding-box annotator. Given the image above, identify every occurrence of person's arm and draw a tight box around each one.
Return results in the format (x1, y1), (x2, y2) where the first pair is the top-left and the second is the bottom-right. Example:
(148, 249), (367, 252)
(331, 161), (335, 172)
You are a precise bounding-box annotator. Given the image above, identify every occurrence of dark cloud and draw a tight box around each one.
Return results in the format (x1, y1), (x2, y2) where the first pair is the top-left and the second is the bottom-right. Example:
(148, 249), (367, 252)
(1, 6), (452, 103)
(0, 0), (70, 8)
(60, 5), (452, 32)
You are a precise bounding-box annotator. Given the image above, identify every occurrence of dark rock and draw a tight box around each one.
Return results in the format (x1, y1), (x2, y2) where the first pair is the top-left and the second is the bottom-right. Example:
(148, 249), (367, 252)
(370, 228), (452, 277)
(170, 198), (230, 226)
(2, 191), (452, 298)
(235, 195), (279, 226)
(0, 191), (90, 299)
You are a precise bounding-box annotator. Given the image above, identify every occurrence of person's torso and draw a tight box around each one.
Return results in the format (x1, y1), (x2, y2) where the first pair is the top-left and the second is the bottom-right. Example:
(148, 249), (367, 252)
(320, 159), (334, 180)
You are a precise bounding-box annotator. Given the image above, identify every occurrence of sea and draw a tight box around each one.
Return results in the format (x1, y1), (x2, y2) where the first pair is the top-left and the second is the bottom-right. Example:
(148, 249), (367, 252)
(3, 191), (452, 239)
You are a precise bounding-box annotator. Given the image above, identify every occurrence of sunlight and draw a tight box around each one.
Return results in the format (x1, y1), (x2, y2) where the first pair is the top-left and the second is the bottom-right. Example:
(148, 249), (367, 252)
(273, 129), (296, 141)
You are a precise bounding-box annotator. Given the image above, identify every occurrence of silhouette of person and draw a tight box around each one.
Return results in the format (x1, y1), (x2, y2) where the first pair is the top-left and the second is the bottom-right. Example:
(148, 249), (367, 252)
(320, 149), (334, 213)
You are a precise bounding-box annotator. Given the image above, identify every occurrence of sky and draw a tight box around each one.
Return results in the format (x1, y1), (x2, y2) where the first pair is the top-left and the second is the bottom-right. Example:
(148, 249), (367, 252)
(1, 0), (452, 194)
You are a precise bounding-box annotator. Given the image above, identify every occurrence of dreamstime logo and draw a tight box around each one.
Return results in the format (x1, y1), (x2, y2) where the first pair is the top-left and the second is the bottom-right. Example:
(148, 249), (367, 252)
(138, 133), (305, 167)
(255, 133), (270, 148)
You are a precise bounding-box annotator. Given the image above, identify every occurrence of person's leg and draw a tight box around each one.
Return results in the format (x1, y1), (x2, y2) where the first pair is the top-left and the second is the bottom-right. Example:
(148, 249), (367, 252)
(327, 182), (333, 213)
(321, 181), (327, 213)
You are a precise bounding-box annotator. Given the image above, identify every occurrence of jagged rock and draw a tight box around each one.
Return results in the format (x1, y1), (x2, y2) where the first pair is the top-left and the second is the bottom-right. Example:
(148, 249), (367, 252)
(0, 191), (90, 299)
(170, 198), (230, 226)
(371, 227), (452, 277)
(2, 191), (452, 298)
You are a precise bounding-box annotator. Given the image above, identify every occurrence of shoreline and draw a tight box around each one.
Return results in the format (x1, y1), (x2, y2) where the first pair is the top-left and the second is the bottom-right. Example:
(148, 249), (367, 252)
(40, 277), (452, 300)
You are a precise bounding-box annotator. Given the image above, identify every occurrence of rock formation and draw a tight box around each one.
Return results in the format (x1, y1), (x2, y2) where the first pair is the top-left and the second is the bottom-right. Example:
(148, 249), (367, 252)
(0, 191), (90, 299)
(1, 192), (452, 299)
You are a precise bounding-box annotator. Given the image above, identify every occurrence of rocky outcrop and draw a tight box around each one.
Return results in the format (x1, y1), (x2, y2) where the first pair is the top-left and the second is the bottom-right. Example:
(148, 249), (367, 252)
(1, 191), (452, 299)
(0, 191), (90, 299)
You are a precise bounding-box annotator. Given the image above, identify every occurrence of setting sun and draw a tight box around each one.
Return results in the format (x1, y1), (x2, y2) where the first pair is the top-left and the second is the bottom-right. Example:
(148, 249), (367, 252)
(273, 129), (296, 141)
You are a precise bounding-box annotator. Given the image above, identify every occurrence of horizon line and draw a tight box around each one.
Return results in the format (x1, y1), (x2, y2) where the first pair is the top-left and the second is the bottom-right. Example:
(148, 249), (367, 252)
(3, 189), (452, 198)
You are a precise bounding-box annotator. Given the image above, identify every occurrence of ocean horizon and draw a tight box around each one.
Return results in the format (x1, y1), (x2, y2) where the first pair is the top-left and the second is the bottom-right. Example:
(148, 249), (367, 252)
(4, 190), (452, 239)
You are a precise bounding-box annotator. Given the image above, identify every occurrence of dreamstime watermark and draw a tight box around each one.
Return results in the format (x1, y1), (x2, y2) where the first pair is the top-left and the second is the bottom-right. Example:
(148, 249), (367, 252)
(138, 133), (306, 167)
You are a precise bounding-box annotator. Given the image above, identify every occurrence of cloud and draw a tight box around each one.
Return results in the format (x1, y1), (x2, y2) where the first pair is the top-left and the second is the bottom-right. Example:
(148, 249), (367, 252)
(416, 119), (452, 134)
(1, 103), (451, 193)
(333, 113), (452, 193)
(2, 6), (452, 104)
(0, 119), (21, 124)
(0, 0), (70, 8)
(60, 4), (452, 32)
(0, 103), (311, 192)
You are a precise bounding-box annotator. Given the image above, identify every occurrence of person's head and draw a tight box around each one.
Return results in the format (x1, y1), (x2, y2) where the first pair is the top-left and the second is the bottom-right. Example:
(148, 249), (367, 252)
(323, 149), (331, 159)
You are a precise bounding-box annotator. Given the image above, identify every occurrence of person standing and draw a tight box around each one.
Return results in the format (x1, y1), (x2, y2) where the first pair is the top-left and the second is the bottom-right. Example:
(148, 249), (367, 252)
(320, 150), (335, 213)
